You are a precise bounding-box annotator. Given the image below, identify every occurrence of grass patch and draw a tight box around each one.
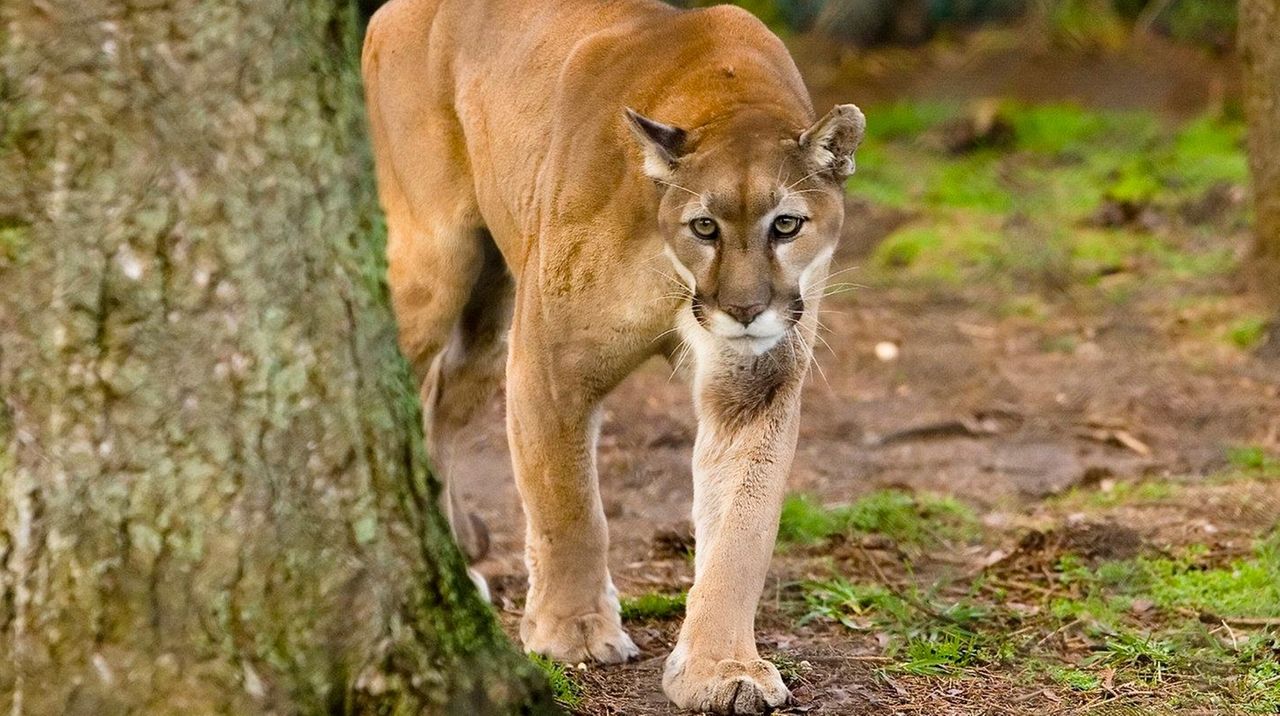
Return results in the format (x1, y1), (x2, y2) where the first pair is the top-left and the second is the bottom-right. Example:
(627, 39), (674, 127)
(799, 577), (996, 676)
(795, 528), (1280, 706)
(1007, 103), (1109, 155)
(1046, 665), (1101, 691)
(1239, 643), (1280, 714)
(897, 631), (988, 676)
(528, 652), (584, 709)
(1123, 536), (1280, 619)
(862, 101), (957, 142)
(1170, 114), (1249, 193)
(855, 103), (1247, 297)
(870, 220), (1004, 285)
(1090, 631), (1180, 682)
(619, 591), (686, 621)
(778, 491), (975, 547)
(924, 154), (1011, 212)
(1051, 479), (1180, 509)
(847, 143), (924, 208)
(1227, 317), (1270, 351)
(1228, 445), (1280, 475)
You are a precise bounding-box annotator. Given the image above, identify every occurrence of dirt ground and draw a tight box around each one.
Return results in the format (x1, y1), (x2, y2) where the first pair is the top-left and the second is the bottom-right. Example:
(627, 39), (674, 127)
(454, 33), (1279, 716)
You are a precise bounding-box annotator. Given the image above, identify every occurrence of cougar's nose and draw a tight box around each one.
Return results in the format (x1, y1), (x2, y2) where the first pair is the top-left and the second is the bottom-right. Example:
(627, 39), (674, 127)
(722, 301), (767, 326)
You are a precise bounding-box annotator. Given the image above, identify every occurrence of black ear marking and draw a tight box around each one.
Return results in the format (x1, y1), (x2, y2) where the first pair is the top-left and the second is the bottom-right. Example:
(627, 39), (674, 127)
(624, 108), (688, 178)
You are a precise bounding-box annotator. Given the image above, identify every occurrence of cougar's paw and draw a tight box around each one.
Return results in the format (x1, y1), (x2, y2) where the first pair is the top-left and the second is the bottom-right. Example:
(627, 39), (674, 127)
(521, 610), (638, 664)
(663, 651), (791, 714)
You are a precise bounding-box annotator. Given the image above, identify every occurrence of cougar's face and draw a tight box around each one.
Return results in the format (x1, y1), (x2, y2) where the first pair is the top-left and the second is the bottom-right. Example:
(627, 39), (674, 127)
(627, 105), (865, 355)
(657, 144), (843, 354)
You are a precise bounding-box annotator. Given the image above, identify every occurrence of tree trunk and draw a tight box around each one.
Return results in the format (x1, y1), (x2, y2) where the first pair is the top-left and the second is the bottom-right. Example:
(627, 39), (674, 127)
(1242, 0), (1280, 306)
(0, 1), (554, 714)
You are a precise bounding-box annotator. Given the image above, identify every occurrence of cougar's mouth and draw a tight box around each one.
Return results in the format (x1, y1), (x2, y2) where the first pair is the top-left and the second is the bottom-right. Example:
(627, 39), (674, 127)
(691, 295), (800, 355)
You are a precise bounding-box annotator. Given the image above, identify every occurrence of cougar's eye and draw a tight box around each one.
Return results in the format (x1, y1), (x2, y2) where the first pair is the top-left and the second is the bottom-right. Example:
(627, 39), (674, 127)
(771, 215), (804, 240)
(690, 217), (719, 240)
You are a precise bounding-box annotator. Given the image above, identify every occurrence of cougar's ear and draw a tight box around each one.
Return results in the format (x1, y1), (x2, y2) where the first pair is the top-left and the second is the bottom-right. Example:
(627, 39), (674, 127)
(799, 104), (866, 179)
(624, 107), (688, 181)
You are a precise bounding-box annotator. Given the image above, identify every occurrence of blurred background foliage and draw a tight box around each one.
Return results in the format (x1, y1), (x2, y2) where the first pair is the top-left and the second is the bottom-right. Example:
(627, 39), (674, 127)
(355, 1), (1238, 51)
(667, 0), (1237, 50)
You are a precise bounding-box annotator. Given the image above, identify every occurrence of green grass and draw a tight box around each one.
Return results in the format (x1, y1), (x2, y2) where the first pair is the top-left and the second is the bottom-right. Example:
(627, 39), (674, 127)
(799, 576), (994, 676)
(528, 652), (584, 709)
(1051, 479), (1180, 509)
(1122, 536), (1280, 618)
(924, 154), (1011, 212)
(1104, 159), (1162, 205)
(869, 221), (1004, 286)
(1046, 665), (1101, 691)
(795, 529), (1280, 707)
(1227, 317), (1270, 351)
(1240, 644), (1280, 714)
(862, 101), (957, 143)
(897, 631), (987, 676)
(619, 591), (686, 621)
(1007, 103), (1112, 155)
(851, 102), (1248, 295)
(0, 220), (30, 267)
(1170, 114), (1250, 192)
(1090, 631), (1180, 683)
(799, 579), (905, 629)
(1228, 445), (1280, 475)
(777, 491), (976, 547)
(848, 143), (923, 208)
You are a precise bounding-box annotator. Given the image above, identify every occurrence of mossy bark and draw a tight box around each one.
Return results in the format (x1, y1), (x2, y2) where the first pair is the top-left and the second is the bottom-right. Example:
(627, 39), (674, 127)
(1241, 0), (1280, 306)
(0, 1), (554, 713)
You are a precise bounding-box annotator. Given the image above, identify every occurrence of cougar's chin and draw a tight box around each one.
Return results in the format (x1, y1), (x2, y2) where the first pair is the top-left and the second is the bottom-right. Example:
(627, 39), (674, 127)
(723, 333), (786, 355)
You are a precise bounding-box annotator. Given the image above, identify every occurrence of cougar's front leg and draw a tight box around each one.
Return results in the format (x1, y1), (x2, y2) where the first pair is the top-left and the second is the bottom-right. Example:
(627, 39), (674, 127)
(663, 338), (807, 714)
(507, 310), (638, 664)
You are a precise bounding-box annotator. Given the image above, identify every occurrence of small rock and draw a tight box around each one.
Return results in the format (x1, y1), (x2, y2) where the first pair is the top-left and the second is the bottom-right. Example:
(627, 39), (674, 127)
(874, 341), (900, 362)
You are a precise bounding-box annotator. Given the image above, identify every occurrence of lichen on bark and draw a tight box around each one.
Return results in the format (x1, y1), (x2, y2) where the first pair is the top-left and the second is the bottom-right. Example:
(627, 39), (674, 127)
(1241, 0), (1280, 305)
(0, 1), (554, 713)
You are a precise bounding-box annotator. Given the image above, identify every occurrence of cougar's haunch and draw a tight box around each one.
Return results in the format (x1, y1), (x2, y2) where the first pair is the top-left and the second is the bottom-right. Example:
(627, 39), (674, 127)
(362, 1), (863, 711)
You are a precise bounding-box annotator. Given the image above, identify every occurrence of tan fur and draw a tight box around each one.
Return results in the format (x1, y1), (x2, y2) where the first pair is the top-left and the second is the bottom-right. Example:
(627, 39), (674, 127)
(362, 1), (863, 711)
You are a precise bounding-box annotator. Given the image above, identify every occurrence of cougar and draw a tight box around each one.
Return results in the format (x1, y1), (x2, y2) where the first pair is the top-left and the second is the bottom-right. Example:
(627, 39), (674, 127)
(362, 1), (864, 711)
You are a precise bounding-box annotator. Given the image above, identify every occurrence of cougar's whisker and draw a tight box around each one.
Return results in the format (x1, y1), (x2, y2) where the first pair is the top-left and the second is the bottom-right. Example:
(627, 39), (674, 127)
(785, 168), (826, 190)
(668, 342), (693, 382)
(649, 325), (683, 344)
(654, 178), (702, 200)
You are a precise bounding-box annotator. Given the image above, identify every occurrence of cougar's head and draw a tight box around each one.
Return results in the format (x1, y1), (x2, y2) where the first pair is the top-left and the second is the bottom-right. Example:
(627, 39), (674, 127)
(626, 104), (865, 354)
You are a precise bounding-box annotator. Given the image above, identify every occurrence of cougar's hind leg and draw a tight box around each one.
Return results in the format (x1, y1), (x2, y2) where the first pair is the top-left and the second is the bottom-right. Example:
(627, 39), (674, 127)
(421, 232), (512, 584)
(364, 1), (498, 596)
(385, 210), (500, 599)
